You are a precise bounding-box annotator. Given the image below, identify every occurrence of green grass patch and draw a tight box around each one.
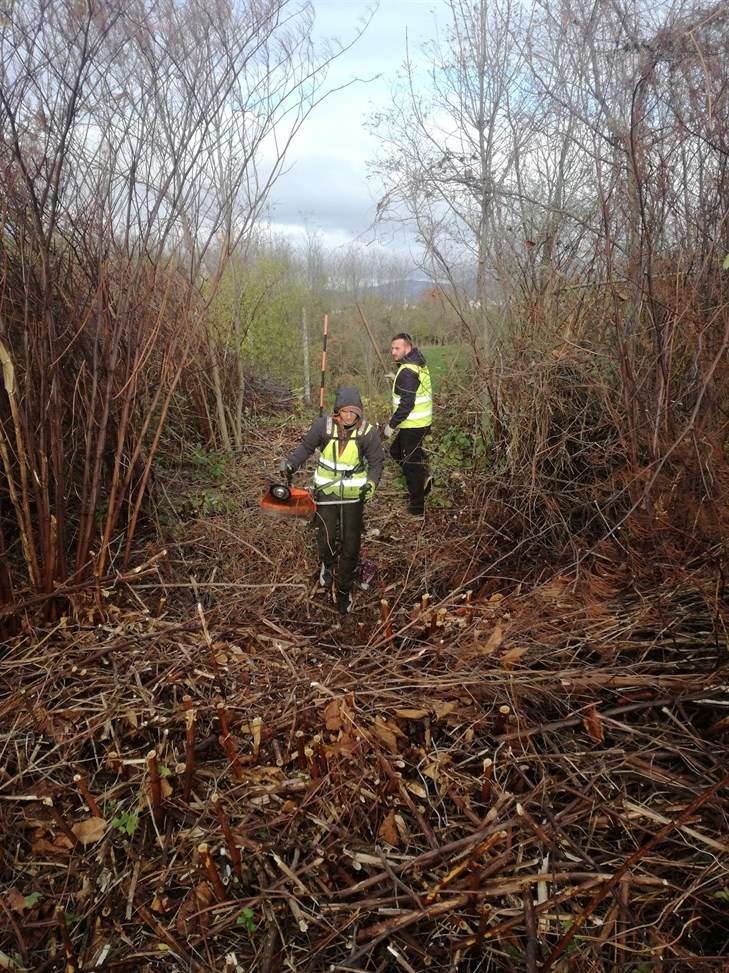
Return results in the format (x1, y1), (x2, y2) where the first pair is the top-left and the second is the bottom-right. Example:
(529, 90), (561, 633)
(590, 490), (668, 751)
(421, 343), (473, 393)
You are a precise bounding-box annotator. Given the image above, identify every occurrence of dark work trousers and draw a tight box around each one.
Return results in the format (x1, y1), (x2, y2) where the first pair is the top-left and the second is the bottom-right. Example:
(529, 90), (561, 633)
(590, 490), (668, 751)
(315, 501), (364, 595)
(390, 426), (431, 512)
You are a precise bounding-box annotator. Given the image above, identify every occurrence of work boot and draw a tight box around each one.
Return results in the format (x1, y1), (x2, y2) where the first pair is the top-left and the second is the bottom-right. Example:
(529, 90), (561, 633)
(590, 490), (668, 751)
(319, 563), (333, 588)
(358, 561), (376, 591)
(406, 503), (425, 520)
(335, 589), (353, 615)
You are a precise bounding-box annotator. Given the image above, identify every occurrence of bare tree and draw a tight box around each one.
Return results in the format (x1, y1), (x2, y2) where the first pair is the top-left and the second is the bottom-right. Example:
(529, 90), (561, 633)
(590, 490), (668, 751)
(371, 0), (536, 358)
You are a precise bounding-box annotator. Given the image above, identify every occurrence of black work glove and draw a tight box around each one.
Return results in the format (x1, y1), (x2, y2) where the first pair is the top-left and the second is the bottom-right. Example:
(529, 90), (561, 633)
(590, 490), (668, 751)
(360, 480), (376, 503)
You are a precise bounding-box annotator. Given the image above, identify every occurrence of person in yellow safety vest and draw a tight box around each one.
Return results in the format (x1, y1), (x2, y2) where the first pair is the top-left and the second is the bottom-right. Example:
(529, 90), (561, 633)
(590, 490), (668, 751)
(383, 333), (433, 518)
(279, 387), (384, 615)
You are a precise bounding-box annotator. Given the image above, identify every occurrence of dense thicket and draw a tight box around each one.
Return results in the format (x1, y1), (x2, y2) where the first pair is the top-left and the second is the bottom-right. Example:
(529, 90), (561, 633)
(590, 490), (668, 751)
(0, 0), (344, 607)
(371, 0), (729, 553)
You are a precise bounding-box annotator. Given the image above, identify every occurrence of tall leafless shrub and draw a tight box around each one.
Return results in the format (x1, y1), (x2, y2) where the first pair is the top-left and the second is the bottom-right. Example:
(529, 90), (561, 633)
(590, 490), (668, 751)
(372, 0), (729, 549)
(0, 0), (350, 610)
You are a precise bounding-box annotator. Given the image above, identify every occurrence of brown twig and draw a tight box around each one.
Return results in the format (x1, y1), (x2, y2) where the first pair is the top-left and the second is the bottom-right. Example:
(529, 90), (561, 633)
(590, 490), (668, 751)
(381, 599), (394, 643)
(56, 905), (77, 972)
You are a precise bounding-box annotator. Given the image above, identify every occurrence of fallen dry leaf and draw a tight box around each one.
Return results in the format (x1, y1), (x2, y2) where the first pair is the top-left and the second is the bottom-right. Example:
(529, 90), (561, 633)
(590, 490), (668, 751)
(394, 708), (429, 720)
(72, 816), (107, 846)
(325, 732), (359, 758)
(422, 753), (451, 787)
(175, 882), (215, 932)
(480, 623), (503, 655)
(378, 809), (400, 846)
(151, 892), (169, 913)
(31, 834), (73, 856)
(324, 733), (359, 757)
(6, 887), (27, 913)
(394, 813), (412, 845)
(537, 577), (569, 601)
(371, 720), (399, 753)
(406, 781), (428, 800)
(323, 698), (344, 731)
(242, 765), (284, 782)
(582, 703), (605, 744)
(501, 646), (528, 669)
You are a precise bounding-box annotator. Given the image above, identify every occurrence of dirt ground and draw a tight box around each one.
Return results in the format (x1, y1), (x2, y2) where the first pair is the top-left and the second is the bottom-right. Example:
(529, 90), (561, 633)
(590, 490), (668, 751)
(2, 428), (728, 972)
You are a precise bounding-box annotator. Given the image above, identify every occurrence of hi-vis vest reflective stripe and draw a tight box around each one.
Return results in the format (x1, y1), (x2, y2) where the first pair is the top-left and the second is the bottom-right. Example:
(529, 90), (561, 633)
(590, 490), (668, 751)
(392, 362), (432, 429)
(313, 420), (371, 503)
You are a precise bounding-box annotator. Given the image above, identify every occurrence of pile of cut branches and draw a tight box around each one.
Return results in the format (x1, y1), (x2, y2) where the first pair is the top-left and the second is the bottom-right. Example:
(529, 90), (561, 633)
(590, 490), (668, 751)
(1, 433), (728, 972)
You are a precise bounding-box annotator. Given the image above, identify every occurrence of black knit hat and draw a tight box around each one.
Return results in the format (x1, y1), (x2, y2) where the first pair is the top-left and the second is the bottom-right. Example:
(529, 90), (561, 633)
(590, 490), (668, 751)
(333, 386), (363, 417)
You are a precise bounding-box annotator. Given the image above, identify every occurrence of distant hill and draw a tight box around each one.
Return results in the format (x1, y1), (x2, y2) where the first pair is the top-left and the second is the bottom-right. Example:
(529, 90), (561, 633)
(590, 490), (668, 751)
(359, 276), (442, 303)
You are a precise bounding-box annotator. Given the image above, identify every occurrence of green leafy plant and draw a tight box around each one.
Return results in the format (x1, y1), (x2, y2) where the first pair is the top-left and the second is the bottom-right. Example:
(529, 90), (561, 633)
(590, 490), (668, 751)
(24, 892), (42, 908)
(191, 446), (229, 479)
(235, 907), (256, 934)
(111, 809), (140, 837)
(436, 424), (487, 468)
(201, 488), (230, 516)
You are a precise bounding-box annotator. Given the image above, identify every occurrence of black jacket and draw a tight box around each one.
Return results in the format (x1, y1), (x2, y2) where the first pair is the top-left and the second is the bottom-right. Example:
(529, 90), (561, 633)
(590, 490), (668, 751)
(285, 387), (385, 484)
(390, 347), (428, 428)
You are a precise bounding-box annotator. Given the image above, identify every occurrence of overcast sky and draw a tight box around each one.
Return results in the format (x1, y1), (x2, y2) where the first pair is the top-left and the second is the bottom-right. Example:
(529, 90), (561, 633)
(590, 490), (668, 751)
(266, 0), (440, 258)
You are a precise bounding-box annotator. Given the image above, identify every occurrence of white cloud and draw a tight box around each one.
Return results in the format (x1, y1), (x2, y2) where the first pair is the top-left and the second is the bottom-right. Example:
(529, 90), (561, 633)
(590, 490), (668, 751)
(266, 0), (439, 256)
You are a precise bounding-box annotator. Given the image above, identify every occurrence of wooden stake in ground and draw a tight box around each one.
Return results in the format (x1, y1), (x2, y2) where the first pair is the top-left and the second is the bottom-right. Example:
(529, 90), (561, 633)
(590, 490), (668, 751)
(73, 773), (102, 817)
(295, 730), (308, 772)
(182, 695), (196, 802)
(198, 842), (227, 902)
(481, 758), (493, 805)
(211, 793), (243, 882)
(56, 905), (77, 973)
(217, 701), (245, 781)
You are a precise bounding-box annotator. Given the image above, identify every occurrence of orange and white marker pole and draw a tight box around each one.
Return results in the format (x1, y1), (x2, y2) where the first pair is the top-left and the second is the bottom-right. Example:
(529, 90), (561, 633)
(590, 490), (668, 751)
(319, 313), (329, 416)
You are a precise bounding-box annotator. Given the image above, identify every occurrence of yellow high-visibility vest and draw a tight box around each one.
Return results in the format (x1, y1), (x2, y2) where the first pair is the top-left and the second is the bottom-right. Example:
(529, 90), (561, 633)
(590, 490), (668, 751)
(392, 363), (432, 428)
(313, 421), (372, 503)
